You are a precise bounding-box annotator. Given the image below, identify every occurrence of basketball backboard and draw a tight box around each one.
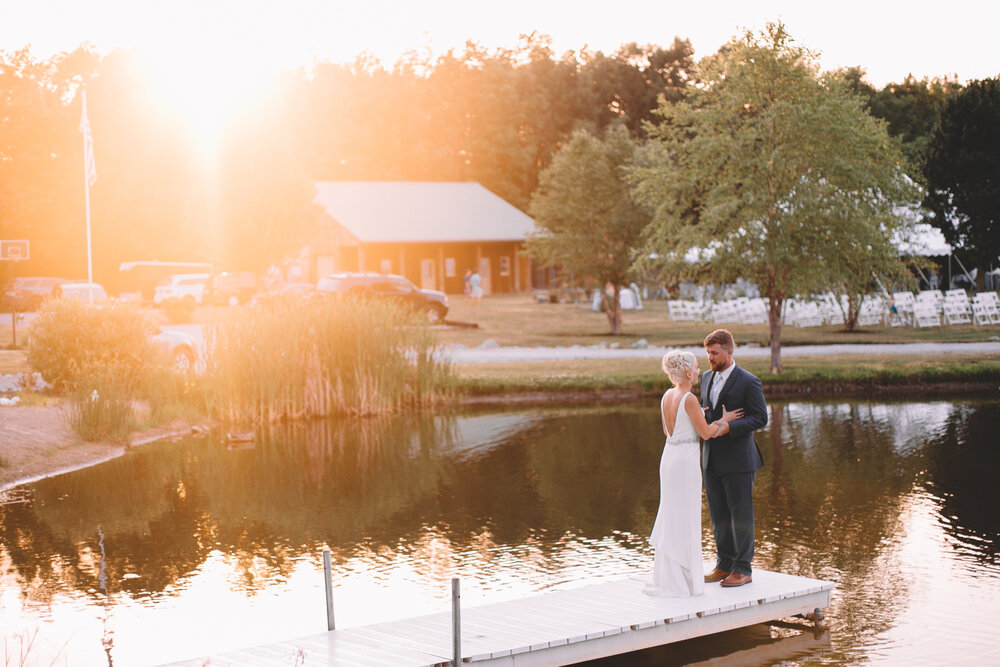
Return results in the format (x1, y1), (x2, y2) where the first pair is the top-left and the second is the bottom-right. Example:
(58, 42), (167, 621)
(1, 240), (30, 261)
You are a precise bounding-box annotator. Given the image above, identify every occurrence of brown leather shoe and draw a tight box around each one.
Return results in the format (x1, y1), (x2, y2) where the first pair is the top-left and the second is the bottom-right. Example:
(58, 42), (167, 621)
(720, 572), (752, 587)
(704, 567), (731, 583)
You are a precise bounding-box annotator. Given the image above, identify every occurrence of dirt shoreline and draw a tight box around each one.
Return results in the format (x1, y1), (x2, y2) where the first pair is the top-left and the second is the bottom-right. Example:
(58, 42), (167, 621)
(0, 404), (214, 493)
(2, 379), (994, 493)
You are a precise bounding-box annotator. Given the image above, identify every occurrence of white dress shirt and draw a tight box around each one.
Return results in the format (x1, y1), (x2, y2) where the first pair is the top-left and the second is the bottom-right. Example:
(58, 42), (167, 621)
(710, 361), (736, 409)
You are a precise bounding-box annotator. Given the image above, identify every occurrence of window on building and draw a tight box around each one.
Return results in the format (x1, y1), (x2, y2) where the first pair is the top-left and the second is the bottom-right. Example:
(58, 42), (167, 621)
(380, 259), (392, 273)
(499, 256), (511, 276)
(445, 257), (456, 277)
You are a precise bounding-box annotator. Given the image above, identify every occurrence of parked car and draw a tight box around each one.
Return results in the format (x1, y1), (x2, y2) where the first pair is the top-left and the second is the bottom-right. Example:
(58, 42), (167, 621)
(316, 272), (449, 322)
(205, 271), (259, 306)
(58, 282), (109, 303)
(3, 276), (70, 310)
(251, 282), (317, 307)
(153, 273), (210, 305)
(151, 329), (198, 373)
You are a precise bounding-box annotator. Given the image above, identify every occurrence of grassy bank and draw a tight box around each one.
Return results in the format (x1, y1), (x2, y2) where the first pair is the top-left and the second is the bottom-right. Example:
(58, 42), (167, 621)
(439, 293), (1000, 348)
(452, 354), (1000, 398)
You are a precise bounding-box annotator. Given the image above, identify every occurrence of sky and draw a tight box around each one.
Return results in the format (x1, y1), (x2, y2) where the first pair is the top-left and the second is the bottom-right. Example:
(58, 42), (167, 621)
(2, 0), (997, 88)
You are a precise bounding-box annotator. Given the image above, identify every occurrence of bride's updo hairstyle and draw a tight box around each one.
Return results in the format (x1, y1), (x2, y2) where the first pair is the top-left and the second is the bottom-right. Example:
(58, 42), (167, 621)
(662, 349), (698, 385)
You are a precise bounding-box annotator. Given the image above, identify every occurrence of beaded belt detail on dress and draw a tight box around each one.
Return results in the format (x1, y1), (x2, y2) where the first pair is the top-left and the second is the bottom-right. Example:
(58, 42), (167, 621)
(668, 438), (699, 446)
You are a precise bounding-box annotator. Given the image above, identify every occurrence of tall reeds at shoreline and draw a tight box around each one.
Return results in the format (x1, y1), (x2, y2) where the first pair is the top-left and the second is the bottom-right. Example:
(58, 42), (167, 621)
(205, 298), (453, 423)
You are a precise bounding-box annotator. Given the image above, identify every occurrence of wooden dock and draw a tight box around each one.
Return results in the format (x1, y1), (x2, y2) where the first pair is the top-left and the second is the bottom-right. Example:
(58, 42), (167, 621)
(166, 569), (833, 666)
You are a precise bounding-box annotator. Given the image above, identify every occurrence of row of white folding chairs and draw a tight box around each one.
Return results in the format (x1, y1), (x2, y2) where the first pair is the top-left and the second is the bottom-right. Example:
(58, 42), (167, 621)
(667, 297), (769, 325)
(667, 299), (708, 322)
(783, 299), (825, 327)
(971, 292), (1000, 325)
(668, 291), (999, 327)
(942, 289), (972, 325)
(898, 289), (1000, 327)
(784, 295), (886, 328)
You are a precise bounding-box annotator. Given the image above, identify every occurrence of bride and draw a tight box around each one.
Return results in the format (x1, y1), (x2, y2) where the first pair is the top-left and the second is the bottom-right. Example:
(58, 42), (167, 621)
(644, 350), (742, 598)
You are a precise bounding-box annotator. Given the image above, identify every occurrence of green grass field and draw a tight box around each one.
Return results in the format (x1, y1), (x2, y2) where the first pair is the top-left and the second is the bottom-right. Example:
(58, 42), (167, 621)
(438, 293), (1000, 349)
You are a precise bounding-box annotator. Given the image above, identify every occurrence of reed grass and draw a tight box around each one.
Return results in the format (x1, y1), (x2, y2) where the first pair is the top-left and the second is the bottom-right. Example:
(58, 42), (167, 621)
(204, 298), (452, 423)
(64, 362), (138, 443)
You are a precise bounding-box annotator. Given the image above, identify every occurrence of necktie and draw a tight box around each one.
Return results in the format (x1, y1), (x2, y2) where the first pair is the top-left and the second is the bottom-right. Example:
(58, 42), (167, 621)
(711, 372), (723, 408)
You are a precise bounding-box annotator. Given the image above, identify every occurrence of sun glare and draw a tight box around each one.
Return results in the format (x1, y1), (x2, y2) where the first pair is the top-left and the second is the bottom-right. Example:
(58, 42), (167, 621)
(138, 30), (281, 154)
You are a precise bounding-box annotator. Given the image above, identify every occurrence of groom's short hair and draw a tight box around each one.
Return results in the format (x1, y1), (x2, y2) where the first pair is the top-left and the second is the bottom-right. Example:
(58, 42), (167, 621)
(704, 329), (735, 351)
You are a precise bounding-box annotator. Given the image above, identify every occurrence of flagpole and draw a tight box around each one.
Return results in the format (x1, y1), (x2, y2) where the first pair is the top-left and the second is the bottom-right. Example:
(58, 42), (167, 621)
(81, 89), (94, 304)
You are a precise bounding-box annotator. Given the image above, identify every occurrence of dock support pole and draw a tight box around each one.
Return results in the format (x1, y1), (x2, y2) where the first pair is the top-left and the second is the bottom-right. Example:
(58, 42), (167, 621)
(323, 550), (336, 631)
(451, 577), (461, 666)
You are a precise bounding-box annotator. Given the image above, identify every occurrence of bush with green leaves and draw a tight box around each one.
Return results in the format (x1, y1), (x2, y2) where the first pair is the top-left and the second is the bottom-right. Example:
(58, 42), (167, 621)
(27, 299), (158, 393)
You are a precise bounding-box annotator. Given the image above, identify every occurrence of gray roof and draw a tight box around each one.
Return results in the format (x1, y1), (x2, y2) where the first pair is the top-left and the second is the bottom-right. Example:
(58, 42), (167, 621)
(314, 181), (535, 243)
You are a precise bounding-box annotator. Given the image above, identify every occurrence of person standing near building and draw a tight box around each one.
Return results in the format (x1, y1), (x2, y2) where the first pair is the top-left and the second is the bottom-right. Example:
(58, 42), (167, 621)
(468, 268), (483, 303)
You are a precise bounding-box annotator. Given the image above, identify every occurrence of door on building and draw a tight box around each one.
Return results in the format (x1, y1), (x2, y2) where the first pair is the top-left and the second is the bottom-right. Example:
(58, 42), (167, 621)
(478, 258), (491, 295)
(420, 259), (436, 290)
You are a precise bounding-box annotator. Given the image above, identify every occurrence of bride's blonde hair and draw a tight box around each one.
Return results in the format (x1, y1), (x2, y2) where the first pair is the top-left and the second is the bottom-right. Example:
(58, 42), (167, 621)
(662, 349), (698, 385)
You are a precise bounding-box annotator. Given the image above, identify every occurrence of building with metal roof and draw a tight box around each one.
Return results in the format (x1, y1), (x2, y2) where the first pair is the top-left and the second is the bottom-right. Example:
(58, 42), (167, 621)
(310, 181), (537, 294)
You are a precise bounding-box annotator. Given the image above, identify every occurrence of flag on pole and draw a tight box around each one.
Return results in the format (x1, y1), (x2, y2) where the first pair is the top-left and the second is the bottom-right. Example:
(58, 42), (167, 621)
(80, 90), (97, 187)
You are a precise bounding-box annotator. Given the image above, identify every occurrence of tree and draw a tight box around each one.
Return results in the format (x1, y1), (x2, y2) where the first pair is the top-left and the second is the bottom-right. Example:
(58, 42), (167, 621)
(526, 124), (650, 335)
(632, 23), (919, 372)
(867, 74), (961, 168)
(923, 78), (1000, 286)
(581, 39), (694, 138)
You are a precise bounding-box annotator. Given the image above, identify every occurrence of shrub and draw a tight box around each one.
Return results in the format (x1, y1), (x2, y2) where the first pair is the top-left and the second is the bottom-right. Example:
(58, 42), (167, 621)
(142, 357), (207, 424)
(27, 299), (157, 393)
(162, 297), (196, 323)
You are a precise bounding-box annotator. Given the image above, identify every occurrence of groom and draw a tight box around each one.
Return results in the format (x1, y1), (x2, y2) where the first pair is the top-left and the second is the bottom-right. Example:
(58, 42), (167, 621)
(700, 329), (768, 587)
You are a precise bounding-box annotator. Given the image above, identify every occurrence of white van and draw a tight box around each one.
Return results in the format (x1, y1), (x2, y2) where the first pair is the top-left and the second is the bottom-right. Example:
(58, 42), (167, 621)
(59, 282), (109, 303)
(154, 273), (210, 305)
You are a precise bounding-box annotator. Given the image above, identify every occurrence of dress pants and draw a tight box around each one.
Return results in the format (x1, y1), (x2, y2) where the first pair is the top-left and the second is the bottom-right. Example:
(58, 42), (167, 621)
(703, 466), (756, 576)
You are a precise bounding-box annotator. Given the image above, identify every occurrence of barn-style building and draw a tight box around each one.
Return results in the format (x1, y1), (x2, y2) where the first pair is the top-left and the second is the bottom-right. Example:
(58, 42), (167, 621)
(310, 181), (537, 295)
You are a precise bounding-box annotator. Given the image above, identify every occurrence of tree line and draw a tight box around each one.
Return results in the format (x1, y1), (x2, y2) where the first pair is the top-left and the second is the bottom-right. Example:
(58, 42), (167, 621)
(0, 33), (693, 279)
(526, 24), (997, 371)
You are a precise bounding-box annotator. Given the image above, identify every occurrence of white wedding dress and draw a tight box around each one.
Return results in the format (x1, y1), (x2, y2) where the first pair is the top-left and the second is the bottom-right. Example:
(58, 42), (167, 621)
(644, 391), (705, 597)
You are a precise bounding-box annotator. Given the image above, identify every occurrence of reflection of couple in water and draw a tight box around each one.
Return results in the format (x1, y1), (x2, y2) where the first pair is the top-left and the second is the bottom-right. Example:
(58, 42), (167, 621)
(644, 329), (768, 597)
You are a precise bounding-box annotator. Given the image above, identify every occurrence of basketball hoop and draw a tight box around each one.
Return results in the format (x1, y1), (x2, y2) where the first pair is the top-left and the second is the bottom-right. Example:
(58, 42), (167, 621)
(1, 240), (29, 261)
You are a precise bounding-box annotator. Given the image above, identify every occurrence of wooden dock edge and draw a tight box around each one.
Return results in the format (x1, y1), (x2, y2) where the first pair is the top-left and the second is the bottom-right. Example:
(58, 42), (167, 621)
(464, 588), (832, 666)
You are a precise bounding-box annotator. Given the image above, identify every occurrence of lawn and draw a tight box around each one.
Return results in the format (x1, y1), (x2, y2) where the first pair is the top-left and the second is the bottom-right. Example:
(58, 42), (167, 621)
(439, 293), (1000, 396)
(438, 292), (1000, 349)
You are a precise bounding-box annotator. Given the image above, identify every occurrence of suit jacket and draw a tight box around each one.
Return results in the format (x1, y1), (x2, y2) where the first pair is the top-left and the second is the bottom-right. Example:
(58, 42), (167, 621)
(700, 364), (767, 474)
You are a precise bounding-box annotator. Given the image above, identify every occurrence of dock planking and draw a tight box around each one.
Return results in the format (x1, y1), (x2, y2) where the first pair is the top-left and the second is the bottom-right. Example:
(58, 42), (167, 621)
(165, 569), (833, 666)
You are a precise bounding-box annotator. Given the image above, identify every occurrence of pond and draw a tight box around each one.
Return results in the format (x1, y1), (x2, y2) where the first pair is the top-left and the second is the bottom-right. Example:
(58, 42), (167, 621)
(1, 396), (999, 665)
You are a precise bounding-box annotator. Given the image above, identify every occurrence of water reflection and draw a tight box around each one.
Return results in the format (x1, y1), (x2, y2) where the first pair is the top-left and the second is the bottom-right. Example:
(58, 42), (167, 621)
(1, 398), (999, 665)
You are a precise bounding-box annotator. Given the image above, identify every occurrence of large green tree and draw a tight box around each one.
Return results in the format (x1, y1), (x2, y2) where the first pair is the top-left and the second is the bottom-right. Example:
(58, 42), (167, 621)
(526, 124), (650, 335)
(923, 77), (1000, 285)
(633, 23), (919, 372)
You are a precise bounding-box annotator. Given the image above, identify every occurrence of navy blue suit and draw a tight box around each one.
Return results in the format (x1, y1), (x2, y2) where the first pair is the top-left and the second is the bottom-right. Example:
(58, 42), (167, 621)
(700, 364), (767, 576)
